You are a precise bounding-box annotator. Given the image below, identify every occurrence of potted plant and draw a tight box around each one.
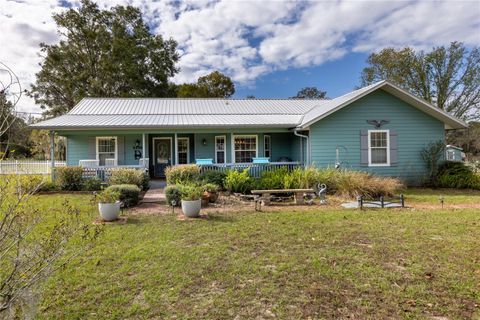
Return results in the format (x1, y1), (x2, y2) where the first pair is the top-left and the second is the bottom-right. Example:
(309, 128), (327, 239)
(203, 183), (220, 203)
(97, 189), (121, 221)
(180, 184), (203, 217)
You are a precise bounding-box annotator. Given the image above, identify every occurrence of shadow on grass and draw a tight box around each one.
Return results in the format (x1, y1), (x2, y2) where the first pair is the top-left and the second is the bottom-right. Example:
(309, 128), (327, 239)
(203, 213), (237, 223)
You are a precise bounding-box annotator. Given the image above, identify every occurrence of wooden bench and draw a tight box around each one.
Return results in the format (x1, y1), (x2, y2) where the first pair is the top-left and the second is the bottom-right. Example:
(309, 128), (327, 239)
(251, 189), (315, 205)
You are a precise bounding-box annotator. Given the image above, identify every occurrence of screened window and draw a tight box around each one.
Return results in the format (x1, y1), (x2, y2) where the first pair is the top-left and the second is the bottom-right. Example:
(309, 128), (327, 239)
(177, 138), (189, 164)
(234, 135), (257, 163)
(215, 136), (226, 163)
(264, 135), (271, 158)
(97, 137), (116, 166)
(368, 130), (389, 166)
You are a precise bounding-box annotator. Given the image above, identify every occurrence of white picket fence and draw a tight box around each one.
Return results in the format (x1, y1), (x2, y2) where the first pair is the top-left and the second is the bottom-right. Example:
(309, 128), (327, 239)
(0, 160), (67, 174)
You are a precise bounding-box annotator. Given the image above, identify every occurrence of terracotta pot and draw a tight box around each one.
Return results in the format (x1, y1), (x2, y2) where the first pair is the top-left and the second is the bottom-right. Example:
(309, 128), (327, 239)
(208, 191), (219, 203)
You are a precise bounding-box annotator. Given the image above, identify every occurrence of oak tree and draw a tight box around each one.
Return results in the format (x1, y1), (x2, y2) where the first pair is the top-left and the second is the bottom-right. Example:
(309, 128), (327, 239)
(30, 0), (179, 116)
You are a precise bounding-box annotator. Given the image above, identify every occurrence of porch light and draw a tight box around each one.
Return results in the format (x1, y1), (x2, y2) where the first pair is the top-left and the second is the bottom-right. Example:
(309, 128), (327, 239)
(202, 138), (207, 146)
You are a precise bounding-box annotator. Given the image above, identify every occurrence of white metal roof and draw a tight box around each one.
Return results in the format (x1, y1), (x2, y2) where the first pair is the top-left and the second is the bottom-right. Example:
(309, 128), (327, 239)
(69, 98), (321, 115)
(31, 114), (304, 129)
(31, 81), (467, 130)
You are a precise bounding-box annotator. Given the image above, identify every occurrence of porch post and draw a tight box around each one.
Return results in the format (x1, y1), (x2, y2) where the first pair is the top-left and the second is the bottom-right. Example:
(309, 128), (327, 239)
(174, 133), (178, 165)
(50, 130), (55, 181)
(142, 133), (146, 168)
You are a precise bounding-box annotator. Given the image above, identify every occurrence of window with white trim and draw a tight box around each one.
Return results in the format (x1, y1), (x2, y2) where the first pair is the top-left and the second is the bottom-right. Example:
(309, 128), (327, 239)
(264, 135), (271, 158)
(215, 136), (226, 163)
(446, 150), (455, 161)
(234, 135), (257, 163)
(368, 130), (390, 166)
(97, 137), (117, 166)
(177, 137), (189, 164)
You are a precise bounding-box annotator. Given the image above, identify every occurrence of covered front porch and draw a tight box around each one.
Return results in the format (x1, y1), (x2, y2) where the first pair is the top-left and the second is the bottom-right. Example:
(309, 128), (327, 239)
(57, 129), (308, 179)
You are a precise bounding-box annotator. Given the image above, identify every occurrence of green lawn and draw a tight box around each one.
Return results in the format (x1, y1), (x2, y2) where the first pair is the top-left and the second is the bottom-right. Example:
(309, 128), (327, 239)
(30, 192), (480, 319)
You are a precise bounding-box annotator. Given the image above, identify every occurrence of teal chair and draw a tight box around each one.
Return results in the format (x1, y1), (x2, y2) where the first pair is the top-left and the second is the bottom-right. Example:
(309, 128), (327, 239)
(252, 157), (270, 164)
(196, 159), (214, 165)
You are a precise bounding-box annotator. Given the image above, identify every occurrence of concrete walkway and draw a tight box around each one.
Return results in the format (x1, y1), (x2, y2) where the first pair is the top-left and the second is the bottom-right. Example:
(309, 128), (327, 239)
(141, 179), (166, 203)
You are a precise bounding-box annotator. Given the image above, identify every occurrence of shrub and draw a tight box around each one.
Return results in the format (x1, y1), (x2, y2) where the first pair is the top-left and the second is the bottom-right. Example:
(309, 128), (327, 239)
(105, 184), (141, 207)
(200, 170), (226, 189)
(56, 166), (84, 191)
(283, 166), (319, 189)
(224, 169), (253, 194)
(436, 161), (480, 189)
(165, 185), (182, 206)
(258, 167), (288, 189)
(165, 164), (200, 185)
(420, 140), (445, 185)
(37, 180), (59, 192)
(97, 188), (120, 203)
(314, 168), (404, 198)
(108, 168), (148, 190)
(202, 183), (219, 192)
(179, 184), (204, 201)
(81, 177), (102, 191)
(4, 174), (47, 194)
(141, 172), (150, 191)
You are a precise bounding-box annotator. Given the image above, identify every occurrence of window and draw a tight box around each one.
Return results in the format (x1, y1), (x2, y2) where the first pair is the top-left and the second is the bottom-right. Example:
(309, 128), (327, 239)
(215, 136), (226, 163)
(264, 135), (271, 158)
(446, 150), (455, 161)
(96, 137), (117, 166)
(368, 130), (390, 166)
(234, 135), (257, 163)
(177, 137), (189, 164)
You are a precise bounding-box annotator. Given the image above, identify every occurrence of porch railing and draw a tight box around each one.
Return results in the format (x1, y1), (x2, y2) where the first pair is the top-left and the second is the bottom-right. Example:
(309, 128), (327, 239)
(81, 165), (146, 181)
(197, 162), (302, 178)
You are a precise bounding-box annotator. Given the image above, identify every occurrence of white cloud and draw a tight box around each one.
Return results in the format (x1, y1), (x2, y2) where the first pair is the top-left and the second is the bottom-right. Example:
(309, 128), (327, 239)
(0, 0), (478, 112)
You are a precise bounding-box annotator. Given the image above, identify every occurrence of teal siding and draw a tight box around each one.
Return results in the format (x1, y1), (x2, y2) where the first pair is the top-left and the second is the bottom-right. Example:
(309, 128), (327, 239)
(309, 89), (445, 185)
(64, 131), (300, 166)
(194, 133), (217, 162)
(270, 133), (297, 162)
(65, 135), (89, 166)
(66, 134), (147, 166)
(123, 134), (143, 165)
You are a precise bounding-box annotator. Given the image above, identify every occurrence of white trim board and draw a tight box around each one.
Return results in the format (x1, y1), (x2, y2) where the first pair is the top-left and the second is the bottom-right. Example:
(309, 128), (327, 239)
(232, 134), (258, 163)
(263, 134), (271, 158)
(95, 136), (117, 165)
(367, 129), (390, 167)
(215, 135), (226, 164)
(176, 137), (190, 164)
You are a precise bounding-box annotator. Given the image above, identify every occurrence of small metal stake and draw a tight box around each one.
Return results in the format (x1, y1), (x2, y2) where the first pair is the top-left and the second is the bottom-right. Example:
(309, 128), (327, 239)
(171, 200), (177, 215)
(439, 196), (444, 209)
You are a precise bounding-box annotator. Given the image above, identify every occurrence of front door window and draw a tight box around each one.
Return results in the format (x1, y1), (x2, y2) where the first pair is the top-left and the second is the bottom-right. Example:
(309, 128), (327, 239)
(154, 138), (171, 177)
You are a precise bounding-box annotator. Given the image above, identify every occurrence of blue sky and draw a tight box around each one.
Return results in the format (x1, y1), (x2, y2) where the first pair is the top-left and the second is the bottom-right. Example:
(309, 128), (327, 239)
(1, 0), (479, 112)
(235, 52), (368, 99)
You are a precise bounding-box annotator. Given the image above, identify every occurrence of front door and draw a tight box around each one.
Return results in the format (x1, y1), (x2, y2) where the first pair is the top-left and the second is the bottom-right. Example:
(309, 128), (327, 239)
(153, 138), (172, 178)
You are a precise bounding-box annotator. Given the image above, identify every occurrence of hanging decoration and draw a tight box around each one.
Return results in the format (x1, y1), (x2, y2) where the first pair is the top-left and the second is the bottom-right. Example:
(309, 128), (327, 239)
(366, 120), (390, 128)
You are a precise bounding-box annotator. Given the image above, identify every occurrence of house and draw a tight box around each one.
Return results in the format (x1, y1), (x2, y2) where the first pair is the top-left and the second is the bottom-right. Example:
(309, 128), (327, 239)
(31, 80), (467, 185)
(445, 145), (465, 162)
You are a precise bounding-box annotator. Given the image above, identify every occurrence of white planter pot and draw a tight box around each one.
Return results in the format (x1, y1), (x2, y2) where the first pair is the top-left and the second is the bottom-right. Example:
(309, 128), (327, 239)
(98, 201), (121, 221)
(181, 199), (201, 217)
